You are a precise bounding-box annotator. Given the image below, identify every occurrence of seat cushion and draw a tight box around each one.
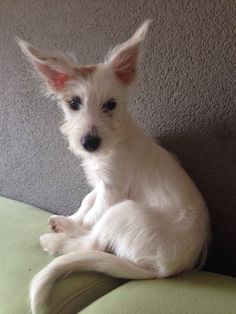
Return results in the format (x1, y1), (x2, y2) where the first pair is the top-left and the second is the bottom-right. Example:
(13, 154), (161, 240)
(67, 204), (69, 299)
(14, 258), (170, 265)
(0, 196), (124, 314)
(81, 271), (236, 314)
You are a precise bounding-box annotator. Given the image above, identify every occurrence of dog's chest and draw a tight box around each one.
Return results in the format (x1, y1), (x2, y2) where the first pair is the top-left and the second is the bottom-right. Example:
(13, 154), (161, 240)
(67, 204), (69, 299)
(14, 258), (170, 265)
(82, 155), (129, 188)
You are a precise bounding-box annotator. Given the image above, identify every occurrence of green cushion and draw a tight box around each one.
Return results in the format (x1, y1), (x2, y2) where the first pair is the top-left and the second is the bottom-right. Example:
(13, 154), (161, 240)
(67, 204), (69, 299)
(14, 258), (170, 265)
(2, 196), (236, 314)
(81, 271), (236, 314)
(0, 196), (124, 314)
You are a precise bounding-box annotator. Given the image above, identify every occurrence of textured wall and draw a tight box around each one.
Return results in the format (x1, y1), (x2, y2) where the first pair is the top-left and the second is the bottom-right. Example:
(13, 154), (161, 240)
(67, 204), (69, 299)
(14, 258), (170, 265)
(0, 1), (235, 275)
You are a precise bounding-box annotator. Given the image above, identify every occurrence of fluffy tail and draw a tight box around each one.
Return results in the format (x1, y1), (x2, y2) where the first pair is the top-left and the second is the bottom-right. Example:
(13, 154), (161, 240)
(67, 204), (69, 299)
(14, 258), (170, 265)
(30, 250), (156, 314)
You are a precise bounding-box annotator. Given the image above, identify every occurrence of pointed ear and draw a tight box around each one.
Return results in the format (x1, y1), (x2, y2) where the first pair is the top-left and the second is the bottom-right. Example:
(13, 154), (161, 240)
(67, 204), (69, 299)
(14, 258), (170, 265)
(17, 39), (76, 92)
(105, 20), (151, 86)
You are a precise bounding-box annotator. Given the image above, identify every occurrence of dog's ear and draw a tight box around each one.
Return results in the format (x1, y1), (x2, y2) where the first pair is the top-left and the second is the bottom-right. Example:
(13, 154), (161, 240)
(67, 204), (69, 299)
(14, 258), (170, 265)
(105, 20), (151, 86)
(17, 39), (76, 93)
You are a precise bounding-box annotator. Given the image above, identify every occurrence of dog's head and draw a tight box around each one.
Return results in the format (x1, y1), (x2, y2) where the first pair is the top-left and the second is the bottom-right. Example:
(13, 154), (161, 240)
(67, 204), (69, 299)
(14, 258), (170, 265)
(18, 20), (150, 157)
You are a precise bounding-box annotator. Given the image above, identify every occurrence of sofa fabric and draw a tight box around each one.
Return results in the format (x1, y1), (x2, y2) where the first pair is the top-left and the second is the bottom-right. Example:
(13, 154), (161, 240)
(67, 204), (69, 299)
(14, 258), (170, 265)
(0, 1), (235, 276)
(1, 196), (236, 314)
(0, 197), (124, 314)
(80, 272), (236, 314)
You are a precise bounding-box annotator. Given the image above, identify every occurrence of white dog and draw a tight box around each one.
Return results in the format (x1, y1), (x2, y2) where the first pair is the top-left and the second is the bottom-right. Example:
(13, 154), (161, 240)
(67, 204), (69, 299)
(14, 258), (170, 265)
(19, 20), (210, 314)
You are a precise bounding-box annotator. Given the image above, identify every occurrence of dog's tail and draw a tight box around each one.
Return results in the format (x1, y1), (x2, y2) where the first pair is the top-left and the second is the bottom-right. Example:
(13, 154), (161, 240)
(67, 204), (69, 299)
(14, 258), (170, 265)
(30, 250), (156, 313)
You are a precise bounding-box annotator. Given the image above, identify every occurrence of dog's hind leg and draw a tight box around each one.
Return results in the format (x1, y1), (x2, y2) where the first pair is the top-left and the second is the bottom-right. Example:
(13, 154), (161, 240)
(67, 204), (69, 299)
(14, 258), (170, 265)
(82, 199), (204, 277)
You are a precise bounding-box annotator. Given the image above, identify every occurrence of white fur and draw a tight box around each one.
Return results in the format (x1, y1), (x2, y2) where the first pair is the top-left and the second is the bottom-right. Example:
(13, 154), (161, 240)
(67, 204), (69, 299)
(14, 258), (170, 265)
(19, 20), (210, 314)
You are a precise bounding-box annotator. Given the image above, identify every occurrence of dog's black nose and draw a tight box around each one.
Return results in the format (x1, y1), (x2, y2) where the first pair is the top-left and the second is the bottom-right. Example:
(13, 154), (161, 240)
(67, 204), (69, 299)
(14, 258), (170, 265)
(81, 134), (101, 152)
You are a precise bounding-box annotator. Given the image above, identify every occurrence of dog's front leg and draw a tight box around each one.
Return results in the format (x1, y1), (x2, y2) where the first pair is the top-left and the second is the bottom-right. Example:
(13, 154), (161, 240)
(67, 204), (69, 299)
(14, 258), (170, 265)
(71, 189), (97, 222)
(49, 189), (96, 234)
(83, 182), (123, 227)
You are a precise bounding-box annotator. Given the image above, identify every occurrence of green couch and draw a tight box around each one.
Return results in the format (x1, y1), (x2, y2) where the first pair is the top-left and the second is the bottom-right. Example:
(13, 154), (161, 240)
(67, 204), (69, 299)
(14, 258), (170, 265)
(1, 196), (236, 314)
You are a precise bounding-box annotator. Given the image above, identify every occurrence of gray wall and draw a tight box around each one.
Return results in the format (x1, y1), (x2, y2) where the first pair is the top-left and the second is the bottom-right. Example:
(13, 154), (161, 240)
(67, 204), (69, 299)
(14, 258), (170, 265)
(0, 1), (235, 275)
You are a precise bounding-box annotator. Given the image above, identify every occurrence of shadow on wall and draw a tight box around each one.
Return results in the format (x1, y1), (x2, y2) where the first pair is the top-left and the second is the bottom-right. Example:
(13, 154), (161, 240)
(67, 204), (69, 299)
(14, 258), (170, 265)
(156, 118), (236, 276)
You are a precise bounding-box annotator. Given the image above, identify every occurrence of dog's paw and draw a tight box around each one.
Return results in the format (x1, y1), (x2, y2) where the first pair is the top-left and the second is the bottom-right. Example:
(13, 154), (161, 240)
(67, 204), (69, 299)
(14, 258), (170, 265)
(40, 233), (66, 256)
(48, 215), (84, 236)
(49, 215), (72, 233)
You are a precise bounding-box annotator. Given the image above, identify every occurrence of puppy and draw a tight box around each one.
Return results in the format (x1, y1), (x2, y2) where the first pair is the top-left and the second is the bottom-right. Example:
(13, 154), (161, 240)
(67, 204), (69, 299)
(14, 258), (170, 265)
(18, 20), (210, 314)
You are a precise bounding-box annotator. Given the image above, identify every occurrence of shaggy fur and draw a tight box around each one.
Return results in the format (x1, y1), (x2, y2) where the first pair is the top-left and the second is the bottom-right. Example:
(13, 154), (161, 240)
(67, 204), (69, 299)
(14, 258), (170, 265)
(18, 20), (210, 314)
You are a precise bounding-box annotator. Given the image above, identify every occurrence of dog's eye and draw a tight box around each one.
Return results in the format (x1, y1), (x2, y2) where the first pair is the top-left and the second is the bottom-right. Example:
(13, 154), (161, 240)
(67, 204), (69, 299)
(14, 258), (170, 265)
(68, 97), (82, 110)
(102, 99), (117, 112)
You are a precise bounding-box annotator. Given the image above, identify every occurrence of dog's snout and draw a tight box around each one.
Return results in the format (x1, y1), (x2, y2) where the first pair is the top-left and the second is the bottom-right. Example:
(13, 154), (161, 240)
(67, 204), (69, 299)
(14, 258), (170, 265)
(81, 134), (101, 152)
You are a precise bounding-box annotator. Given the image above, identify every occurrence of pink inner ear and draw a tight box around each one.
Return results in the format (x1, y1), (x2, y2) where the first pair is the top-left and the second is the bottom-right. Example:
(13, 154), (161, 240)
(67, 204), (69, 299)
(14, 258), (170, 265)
(113, 48), (138, 85)
(36, 63), (69, 89)
(55, 73), (69, 89)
